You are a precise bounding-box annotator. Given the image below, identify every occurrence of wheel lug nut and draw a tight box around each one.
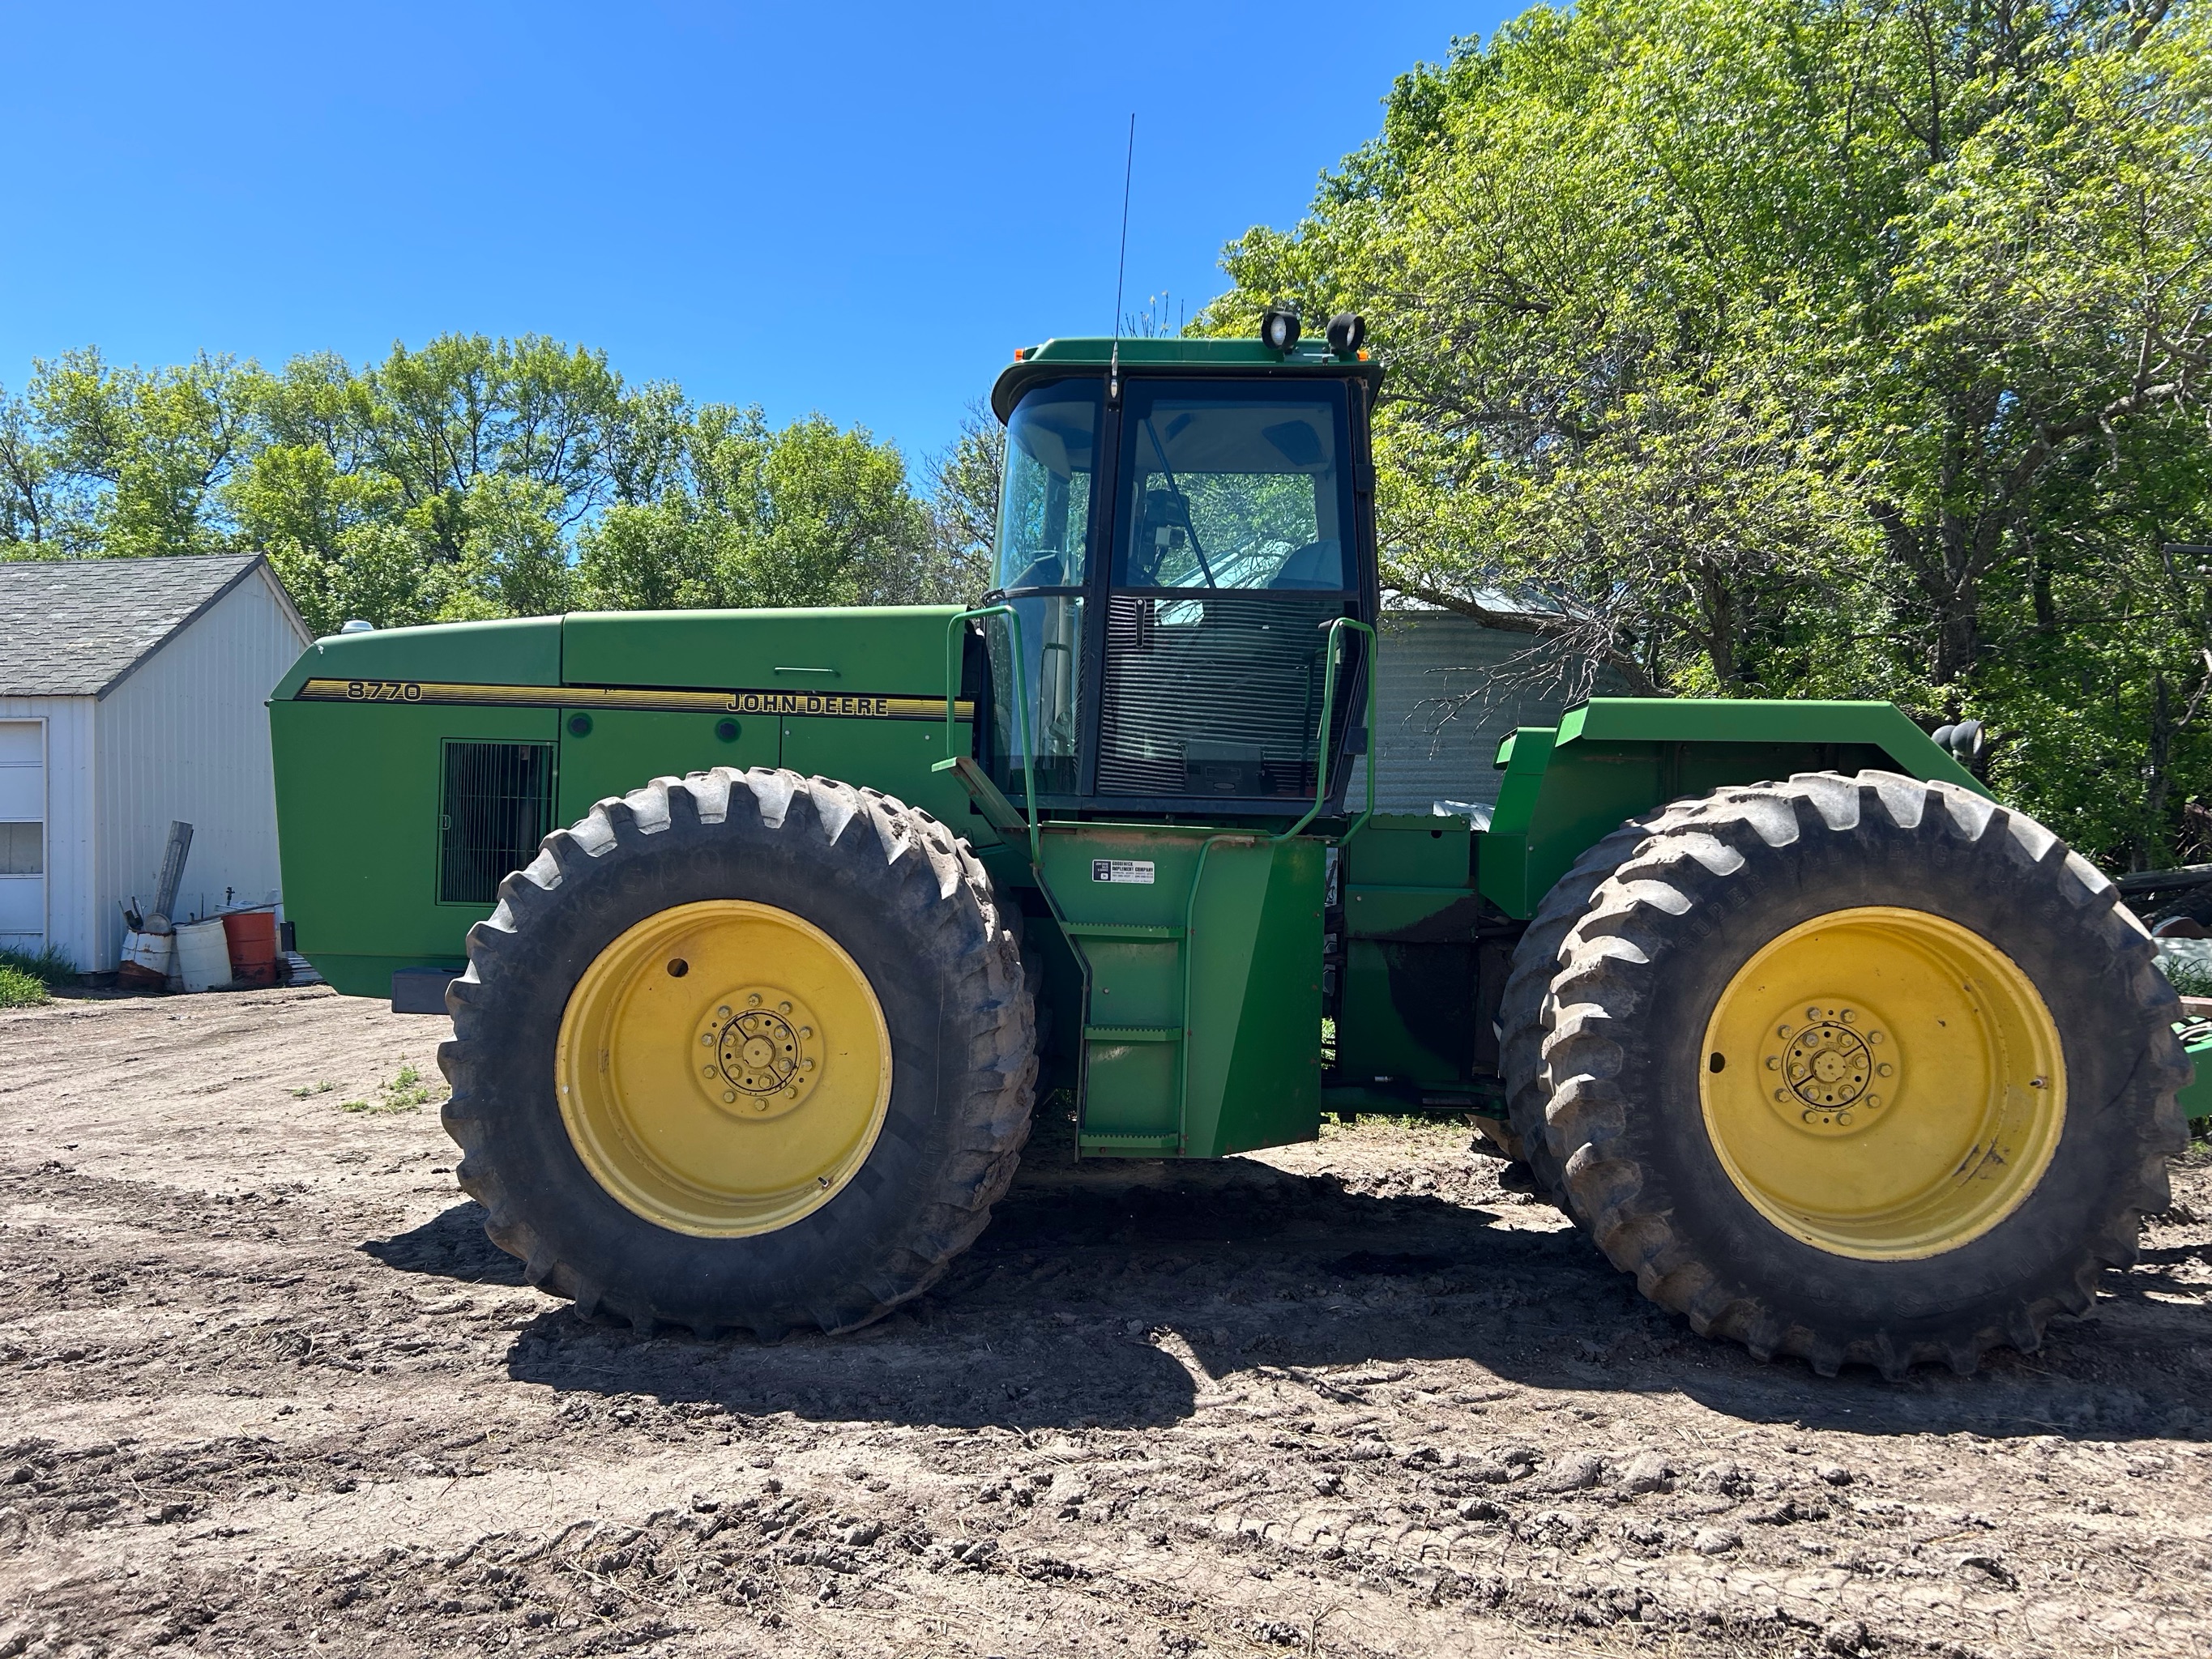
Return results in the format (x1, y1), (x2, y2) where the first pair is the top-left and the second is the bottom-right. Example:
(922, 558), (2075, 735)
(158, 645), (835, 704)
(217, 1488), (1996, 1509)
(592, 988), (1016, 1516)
(722, 1091), (736, 1104)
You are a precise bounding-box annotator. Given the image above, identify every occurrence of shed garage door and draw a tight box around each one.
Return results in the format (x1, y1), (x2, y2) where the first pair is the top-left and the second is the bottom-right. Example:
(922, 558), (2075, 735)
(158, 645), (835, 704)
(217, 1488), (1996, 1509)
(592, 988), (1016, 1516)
(0, 721), (44, 953)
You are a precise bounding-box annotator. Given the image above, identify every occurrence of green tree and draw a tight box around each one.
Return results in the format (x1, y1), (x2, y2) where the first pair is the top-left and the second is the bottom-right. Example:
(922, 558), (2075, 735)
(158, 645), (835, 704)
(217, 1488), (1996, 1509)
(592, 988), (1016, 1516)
(0, 388), (57, 552)
(353, 333), (622, 561)
(3, 327), (975, 673)
(29, 348), (269, 556)
(925, 398), (1003, 602)
(269, 521), (461, 639)
(574, 500), (720, 612)
(1201, 0), (2212, 865)
(450, 474), (574, 619)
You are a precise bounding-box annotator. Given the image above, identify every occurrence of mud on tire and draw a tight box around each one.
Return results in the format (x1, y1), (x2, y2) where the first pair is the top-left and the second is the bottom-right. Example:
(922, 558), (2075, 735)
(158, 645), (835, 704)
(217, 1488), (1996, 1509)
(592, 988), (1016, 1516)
(1527, 770), (2189, 1378)
(438, 767), (1036, 1338)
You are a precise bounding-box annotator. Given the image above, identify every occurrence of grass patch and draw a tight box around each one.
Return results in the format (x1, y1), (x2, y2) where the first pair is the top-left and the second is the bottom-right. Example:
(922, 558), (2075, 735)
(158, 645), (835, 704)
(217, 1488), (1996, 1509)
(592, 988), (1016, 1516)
(0, 944), (77, 987)
(339, 1065), (444, 1115)
(0, 965), (48, 1009)
(1319, 1111), (1473, 1137)
(2162, 953), (2212, 999)
(290, 1081), (335, 1098)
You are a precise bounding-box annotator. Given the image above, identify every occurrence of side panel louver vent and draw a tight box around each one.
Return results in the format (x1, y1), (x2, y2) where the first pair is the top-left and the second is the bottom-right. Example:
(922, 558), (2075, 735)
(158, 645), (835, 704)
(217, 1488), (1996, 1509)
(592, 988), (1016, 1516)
(439, 740), (554, 906)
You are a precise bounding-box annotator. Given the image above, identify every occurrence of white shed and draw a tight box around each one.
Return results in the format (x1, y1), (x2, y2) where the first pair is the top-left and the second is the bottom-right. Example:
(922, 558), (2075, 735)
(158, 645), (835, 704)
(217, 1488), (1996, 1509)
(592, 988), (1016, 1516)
(0, 554), (311, 972)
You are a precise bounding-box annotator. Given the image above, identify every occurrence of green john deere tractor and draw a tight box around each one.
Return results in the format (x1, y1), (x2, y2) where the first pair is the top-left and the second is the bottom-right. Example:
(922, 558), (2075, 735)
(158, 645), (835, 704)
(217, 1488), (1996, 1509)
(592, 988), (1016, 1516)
(270, 312), (2208, 1377)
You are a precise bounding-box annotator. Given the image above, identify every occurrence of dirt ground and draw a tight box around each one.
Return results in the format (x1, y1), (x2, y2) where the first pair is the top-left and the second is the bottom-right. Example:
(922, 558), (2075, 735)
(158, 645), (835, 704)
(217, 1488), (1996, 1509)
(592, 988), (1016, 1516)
(0, 987), (2207, 1659)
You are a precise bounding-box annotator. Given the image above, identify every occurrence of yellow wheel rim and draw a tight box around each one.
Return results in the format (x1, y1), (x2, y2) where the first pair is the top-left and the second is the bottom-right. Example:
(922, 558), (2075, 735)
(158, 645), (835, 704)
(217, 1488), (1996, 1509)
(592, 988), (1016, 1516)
(555, 901), (892, 1237)
(1699, 906), (2065, 1260)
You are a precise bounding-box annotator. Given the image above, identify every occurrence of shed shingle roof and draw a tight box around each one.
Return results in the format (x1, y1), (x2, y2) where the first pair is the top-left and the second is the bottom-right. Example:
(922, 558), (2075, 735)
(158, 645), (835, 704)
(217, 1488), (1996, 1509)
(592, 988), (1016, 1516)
(0, 553), (290, 697)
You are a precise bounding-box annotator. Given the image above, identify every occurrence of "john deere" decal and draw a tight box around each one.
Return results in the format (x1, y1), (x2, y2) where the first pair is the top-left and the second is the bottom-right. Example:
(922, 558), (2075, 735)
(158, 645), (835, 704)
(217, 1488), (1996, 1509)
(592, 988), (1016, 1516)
(298, 679), (973, 721)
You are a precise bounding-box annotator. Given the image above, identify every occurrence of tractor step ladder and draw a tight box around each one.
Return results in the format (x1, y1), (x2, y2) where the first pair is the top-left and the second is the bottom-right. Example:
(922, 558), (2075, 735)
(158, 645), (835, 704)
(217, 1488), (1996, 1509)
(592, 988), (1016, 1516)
(928, 758), (1198, 1154)
(1062, 919), (1187, 1154)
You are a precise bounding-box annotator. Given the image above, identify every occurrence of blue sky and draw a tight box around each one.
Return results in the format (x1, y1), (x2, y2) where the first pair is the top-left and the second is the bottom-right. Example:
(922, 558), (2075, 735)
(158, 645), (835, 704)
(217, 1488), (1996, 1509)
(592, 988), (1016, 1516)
(0, 2), (1501, 468)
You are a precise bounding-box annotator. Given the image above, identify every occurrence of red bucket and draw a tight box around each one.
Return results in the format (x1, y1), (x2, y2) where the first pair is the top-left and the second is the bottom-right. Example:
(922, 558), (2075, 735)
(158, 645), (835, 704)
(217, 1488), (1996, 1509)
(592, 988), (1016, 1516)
(222, 911), (280, 987)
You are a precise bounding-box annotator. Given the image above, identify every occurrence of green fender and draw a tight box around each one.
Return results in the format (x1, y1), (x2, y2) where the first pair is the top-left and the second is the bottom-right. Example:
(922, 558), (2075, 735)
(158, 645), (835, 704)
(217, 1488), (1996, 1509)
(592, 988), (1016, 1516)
(1478, 698), (1986, 919)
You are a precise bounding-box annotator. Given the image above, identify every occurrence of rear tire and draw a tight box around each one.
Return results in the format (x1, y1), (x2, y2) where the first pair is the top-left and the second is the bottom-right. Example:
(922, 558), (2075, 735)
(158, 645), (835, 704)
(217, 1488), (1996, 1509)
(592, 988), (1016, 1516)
(438, 768), (1036, 1337)
(1529, 771), (2188, 1377)
(1497, 818), (1660, 1200)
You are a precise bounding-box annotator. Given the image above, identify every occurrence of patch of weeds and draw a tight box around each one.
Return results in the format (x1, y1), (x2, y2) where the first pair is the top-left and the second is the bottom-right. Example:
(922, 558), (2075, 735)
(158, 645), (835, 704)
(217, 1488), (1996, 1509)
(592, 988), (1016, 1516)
(290, 1081), (336, 1098)
(339, 1065), (445, 1115)
(0, 965), (48, 1009)
(1320, 1111), (1472, 1137)
(0, 944), (77, 988)
(2162, 954), (2212, 998)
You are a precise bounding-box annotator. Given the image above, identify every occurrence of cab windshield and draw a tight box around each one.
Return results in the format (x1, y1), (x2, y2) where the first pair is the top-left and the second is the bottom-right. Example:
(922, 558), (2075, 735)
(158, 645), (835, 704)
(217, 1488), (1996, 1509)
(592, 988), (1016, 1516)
(1110, 382), (1351, 591)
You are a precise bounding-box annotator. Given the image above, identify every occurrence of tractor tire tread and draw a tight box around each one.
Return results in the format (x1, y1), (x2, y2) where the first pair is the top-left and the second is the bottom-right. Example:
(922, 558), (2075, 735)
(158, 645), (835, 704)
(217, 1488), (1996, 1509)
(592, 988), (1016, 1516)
(1498, 815), (1672, 1205)
(1539, 770), (2187, 1379)
(438, 766), (1036, 1339)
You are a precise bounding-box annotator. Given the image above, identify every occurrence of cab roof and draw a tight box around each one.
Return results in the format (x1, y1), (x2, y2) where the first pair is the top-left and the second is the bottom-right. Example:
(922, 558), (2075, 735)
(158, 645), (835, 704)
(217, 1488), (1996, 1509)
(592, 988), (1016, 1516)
(990, 335), (1382, 423)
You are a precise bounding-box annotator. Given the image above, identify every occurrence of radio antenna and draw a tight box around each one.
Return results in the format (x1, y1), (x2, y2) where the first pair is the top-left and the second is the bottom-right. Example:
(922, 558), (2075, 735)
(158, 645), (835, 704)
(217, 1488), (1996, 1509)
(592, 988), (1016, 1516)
(1108, 113), (1134, 405)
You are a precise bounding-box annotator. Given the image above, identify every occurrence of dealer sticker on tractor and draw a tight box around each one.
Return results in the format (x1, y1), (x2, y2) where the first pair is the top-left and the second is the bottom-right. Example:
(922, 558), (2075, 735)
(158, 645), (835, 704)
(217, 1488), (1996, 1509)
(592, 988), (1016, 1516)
(1092, 859), (1155, 885)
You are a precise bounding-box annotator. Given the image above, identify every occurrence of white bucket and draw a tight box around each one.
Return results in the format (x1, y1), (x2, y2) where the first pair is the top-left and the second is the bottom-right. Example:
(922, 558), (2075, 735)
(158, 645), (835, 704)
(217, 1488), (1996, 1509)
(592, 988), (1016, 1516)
(175, 919), (233, 992)
(120, 930), (174, 982)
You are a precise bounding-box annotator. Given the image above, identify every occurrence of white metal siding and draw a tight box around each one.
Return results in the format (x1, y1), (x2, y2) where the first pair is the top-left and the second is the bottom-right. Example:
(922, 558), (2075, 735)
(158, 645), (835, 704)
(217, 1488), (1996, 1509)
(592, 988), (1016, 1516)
(92, 569), (310, 969)
(1357, 611), (1625, 814)
(0, 697), (95, 967)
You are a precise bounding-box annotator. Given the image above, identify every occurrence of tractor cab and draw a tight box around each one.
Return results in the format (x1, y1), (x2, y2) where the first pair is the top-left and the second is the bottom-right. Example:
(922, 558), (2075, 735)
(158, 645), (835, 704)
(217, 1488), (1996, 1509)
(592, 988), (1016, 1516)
(980, 319), (1383, 819)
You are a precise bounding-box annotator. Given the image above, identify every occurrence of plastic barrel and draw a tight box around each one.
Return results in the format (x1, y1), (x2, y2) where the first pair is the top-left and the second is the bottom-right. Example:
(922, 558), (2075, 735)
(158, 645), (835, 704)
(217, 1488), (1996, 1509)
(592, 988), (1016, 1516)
(175, 919), (233, 992)
(221, 911), (280, 987)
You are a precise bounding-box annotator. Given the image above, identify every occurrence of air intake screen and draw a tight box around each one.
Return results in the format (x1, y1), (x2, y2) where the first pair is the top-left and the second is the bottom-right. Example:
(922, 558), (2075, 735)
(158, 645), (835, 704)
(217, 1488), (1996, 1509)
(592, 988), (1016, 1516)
(439, 741), (554, 906)
(1096, 591), (1356, 799)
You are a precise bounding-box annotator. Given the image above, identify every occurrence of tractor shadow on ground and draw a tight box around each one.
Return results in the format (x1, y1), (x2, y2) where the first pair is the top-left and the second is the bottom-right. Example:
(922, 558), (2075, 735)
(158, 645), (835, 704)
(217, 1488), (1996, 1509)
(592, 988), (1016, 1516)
(361, 1156), (2212, 1444)
(361, 1203), (531, 1288)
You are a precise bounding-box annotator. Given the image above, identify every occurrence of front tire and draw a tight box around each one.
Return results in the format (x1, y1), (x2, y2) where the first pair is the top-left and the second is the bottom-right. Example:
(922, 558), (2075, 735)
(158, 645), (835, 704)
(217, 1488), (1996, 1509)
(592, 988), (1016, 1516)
(438, 768), (1036, 1337)
(1527, 771), (2189, 1377)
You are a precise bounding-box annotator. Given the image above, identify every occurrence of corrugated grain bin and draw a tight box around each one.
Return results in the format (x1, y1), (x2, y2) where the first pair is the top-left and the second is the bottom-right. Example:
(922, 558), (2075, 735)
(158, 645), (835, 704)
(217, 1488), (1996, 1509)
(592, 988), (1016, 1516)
(221, 911), (279, 987)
